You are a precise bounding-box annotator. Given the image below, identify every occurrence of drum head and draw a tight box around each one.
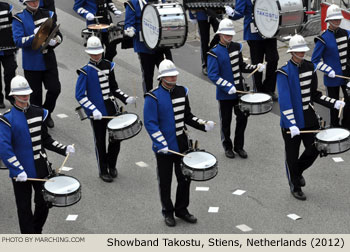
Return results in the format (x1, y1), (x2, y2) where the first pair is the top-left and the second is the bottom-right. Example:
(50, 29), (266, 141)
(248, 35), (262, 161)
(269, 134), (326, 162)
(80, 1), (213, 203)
(316, 128), (350, 142)
(108, 113), (138, 130)
(183, 151), (217, 170)
(44, 176), (80, 195)
(240, 93), (271, 103)
(254, 0), (279, 38)
(142, 4), (161, 49)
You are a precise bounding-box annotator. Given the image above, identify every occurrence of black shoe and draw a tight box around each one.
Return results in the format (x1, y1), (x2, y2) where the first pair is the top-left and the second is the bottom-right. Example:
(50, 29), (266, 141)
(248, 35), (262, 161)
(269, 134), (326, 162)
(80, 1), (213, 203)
(298, 175), (305, 187)
(164, 216), (176, 227)
(234, 148), (248, 159)
(225, 149), (235, 159)
(291, 190), (306, 201)
(99, 173), (113, 183)
(109, 168), (118, 178)
(175, 213), (197, 224)
(46, 115), (54, 128)
(0, 102), (5, 109)
(202, 67), (208, 76)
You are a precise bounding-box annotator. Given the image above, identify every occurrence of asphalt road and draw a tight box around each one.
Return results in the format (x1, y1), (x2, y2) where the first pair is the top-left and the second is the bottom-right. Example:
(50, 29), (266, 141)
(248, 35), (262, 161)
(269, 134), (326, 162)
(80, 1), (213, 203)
(0, 0), (350, 234)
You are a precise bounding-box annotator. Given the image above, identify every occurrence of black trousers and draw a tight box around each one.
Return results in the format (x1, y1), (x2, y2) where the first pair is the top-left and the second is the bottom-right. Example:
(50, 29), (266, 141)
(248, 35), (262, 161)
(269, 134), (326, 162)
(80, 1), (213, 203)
(138, 48), (172, 93)
(101, 31), (118, 62)
(326, 85), (350, 128)
(281, 126), (319, 192)
(24, 68), (61, 114)
(197, 16), (219, 68)
(218, 99), (248, 151)
(155, 153), (191, 217)
(0, 54), (17, 103)
(247, 39), (279, 93)
(90, 119), (121, 175)
(12, 180), (49, 234)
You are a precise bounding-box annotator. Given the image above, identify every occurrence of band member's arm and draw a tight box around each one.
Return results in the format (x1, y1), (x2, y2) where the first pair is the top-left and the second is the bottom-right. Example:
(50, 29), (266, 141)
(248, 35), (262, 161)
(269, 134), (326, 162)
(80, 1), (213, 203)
(75, 69), (98, 115)
(183, 88), (206, 132)
(0, 117), (25, 176)
(124, 1), (136, 30)
(207, 52), (236, 94)
(276, 71), (298, 128)
(109, 62), (129, 104)
(12, 16), (35, 48)
(310, 70), (337, 109)
(228, 0), (245, 20)
(311, 37), (334, 75)
(144, 95), (168, 152)
(73, 0), (92, 19)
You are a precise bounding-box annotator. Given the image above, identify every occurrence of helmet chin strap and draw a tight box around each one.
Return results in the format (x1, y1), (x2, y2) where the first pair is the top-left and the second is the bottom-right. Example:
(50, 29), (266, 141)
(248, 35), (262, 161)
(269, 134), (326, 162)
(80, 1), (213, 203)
(292, 52), (304, 61)
(222, 36), (232, 44)
(329, 20), (340, 29)
(162, 78), (177, 86)
(14, 96), (29, 104)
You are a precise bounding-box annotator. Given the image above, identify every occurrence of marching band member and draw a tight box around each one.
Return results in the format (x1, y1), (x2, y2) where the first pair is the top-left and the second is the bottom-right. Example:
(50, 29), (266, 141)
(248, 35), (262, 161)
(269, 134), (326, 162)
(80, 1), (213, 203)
(311, 4), (350, 129)
(75, 36), (136, 183)
(207, 18), (265, 159)
(144, 59), (215, 227)
(277, 34), (345, 201)
(124, 0), (172, 93)
(12, 0), (63, 129)
(0, 75), (75, 234)
(0, 1), (17, 108)
(225, 0), (279, 100)
(73, 0), (122, 61)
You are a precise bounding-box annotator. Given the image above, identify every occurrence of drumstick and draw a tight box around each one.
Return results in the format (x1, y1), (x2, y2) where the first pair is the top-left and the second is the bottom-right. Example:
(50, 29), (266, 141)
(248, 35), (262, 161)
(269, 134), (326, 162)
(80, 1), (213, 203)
(247, 61), (266, 79)
(338, 97), (345, 119)
(167, 149), (187, 157)
(236, 90), (252, 94)
(89, 116), (118, 119)
(57, 144), (75, 174)
(335, 74), (350, 80)
(286, 130), (321, 134)
(13, 177), (52, 182)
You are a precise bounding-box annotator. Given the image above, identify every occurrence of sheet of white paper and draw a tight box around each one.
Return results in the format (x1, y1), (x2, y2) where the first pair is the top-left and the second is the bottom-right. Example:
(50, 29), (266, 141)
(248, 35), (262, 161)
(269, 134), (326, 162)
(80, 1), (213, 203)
(196, 187), (209, 191)
(135, 161), (149, 167)
(56, 114), (68, 119)
(236, 224), (253, 232)
(232, 189), (246, 195)
(332, 157), (344, 163)
(61, 166), (73, 171)
(287, 214), (301, 220)
(66, 215), (78, 221)
(208, 207), (219, 213)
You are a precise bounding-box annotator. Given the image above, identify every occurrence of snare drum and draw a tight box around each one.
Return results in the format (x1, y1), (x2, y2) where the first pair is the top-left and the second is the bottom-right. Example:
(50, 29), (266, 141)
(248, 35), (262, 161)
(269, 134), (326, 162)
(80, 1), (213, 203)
(141, 2), (188, 49)
(315, 128), (350, 154)
(108, 25), (123, 43)
(107, 113), (142, 141)
(43, 175), (81, 207)
(253, 0), (305, 38)
(239, 93), (273, 115)
(0, 159), (7, 170)
(181, 151), (218, 181)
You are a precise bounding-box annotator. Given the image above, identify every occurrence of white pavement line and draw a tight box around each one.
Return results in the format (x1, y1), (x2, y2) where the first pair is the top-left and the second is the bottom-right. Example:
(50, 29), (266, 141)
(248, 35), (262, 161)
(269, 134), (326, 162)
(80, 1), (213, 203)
(66, 215), (78, 221)
(56, 114), (69, 119)
(196, 187), (209, 191)
(61, 166), (74, 171)
(232, 189), (246, 195)
(332, 157), (344, 163)
(236, 224), (253, 232)
(135, 161), (149, 167)
(208, 207), (219, 213)
(287, 214), (302, 221)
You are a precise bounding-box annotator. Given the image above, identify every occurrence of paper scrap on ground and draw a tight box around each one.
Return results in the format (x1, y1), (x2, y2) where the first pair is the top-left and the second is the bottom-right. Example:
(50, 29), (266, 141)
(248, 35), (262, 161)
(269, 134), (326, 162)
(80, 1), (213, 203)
(287, 214), (301, 220)
(236, 224), (252, 232)
(135, 161), (149, 167)
(232, 189), (246, 195)
(333, 157), (344, 163)
(196, 187), (209, 191)
(56, 114), (68, 118)
(66, 215), (78, 221)
(208, 207), (219, 213)
(61, 166), (73, 171)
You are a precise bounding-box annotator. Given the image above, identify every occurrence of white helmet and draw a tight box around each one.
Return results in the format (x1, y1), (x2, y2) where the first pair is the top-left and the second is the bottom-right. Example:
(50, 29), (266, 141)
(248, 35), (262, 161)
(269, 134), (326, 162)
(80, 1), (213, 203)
(216, 18), (235, 36)
(157, 59), (179, 80)
(9, 75), (33, 96)
(287, 34), (310, 53)
(325, 4), (343, 22)
(85, 36), (104, 55)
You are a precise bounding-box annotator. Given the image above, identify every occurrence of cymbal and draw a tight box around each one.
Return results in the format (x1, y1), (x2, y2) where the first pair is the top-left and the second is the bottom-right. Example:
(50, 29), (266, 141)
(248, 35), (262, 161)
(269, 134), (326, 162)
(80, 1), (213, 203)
(32, 18), (53, 50)
(87, 24), (110, 30)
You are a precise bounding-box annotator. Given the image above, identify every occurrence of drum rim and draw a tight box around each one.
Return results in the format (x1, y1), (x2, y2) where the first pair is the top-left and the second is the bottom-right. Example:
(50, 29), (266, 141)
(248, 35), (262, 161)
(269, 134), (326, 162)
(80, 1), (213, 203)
(182, 150), (218, 171)
(43, 174), (81, 197)
(46, 192), (82, 207)
(240, 93), (272, 103)
(183, 166), (218, 182)
(107, 113), (139, 129)
(315, 128), (350, 143)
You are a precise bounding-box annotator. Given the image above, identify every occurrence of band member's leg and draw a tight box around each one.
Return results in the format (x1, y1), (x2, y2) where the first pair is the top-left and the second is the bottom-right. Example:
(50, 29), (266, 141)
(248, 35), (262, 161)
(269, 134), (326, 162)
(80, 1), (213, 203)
(326, 86), (341, 127)
(107, 139), (121, 176)
(247, 40), (265, 92)
(43, 67), (61, 114)
(218, 100), (234, 151)
(32, 181), (49, 234)
(102, 32), (117, 62)
(156, 48), (173, 63)
(174, 156), (191, 216)
(233, 100), (248, 150)
(340, 84), (350, 129)
(298, 129), (319, 174)
(91, 120), (109, 176)
(197, 19), (210, 69)
(208, 16), (220, 49)
(263, 38), (279, 94)
(24, 70), (44, 107)
(138, 53), (157, 93)
(2, 53), (17, 102)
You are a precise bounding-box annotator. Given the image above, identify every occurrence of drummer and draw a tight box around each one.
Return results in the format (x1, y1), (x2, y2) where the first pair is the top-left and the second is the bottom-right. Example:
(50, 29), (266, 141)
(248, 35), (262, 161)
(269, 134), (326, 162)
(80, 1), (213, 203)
(277, 34), (345, 201)
(12, 0), (63, 129)
(75, 36), (136, 183)
(207, 18), (265, 159)
(73, 0), (122, 61)
(143, 59), (215, 227)
(0, 75), (75, 234)
(311, 4), (350, 130)
(124, 0), (172, 93)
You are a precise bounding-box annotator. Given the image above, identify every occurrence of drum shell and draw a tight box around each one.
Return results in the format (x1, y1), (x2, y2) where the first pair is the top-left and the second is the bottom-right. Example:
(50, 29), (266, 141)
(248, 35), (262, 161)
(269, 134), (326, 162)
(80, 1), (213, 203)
(239, 94), (273, 115)
(108, 25), (123, 43)
(75, 106), (88, 120)
(315, 136), (350, 154)
(108, 113), (143, 141)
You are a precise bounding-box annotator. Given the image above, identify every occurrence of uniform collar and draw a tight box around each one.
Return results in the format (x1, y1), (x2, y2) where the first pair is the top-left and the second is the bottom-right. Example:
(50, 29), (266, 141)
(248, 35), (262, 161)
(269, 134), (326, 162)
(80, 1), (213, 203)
(219, 41), (230, 48)
(13, 103), (30, 113)
(160, 83), (175, 92)
(328, 27), (339, 34)
(290, 58), (303, 68)
(25, 8), (37, 15)
(89, 58), (102, 66)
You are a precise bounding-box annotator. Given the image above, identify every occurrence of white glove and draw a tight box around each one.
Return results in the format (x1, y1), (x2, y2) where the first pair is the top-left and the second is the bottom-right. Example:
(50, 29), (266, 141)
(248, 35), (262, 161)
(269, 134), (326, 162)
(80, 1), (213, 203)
(126, 96), (137, 104)
(225, 6), (234, 17)
(34, 27), (39, 35)
(328, 70), (335, 78)
(48, 39), (57, 47)
(16, 171), (27, 182)
(66, 145), (75, 155)
(205, 121), (215, 131)
(347, 82), (350, 89)
(289, 126), (300, 138)
(114, 10), (122, 17)
(158, 147), (169, 154)
(257, 63), (266, 72)
(124, 27), (135, 38)
(334, 100), (346, 110)
(86, 13), (95, 21)
(189, 18), (197, 24)
(92, 109), (103, 120)
(228, 86), (236, 94)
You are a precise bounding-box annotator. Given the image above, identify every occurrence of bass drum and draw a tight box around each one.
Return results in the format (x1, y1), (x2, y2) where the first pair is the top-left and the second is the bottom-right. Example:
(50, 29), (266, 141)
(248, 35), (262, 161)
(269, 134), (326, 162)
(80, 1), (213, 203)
(141, 2), (188, 49)
(253, 0), (305, 38)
